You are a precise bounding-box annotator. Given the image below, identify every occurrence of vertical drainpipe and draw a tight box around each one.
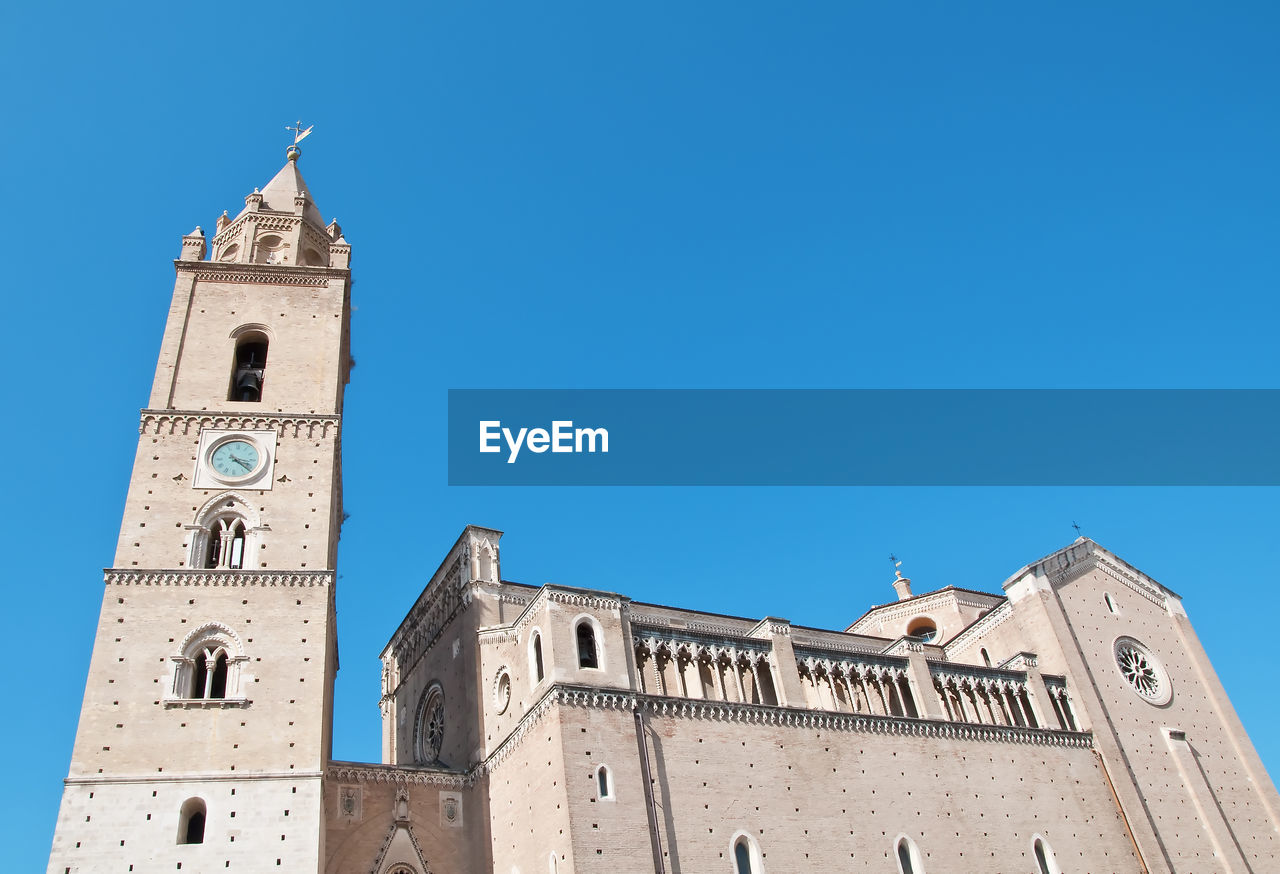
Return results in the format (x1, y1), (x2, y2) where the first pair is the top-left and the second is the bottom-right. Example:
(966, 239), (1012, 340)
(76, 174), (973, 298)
(633, 704), (667, 874)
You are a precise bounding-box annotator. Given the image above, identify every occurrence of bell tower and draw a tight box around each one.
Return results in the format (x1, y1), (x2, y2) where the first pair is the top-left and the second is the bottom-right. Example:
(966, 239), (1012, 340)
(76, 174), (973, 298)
(48, 142), (352, 873)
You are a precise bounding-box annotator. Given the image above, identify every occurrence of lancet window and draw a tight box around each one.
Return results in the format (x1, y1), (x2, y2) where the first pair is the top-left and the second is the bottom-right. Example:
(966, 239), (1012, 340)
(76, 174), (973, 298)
(731, 833), (763, 874)
(895, 836), (924, 874)
(1032, 835), (1060, 874)
(530, 630), (545, 685)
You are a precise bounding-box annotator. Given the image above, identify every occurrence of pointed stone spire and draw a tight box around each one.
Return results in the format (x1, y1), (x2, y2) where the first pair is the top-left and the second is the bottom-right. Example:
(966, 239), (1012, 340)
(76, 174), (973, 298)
(253, 149), (325, 229)
(208, 147), (349, 267)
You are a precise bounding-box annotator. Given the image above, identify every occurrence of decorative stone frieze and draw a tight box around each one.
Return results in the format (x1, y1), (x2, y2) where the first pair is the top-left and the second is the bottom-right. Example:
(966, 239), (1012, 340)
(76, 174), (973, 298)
(139, 410), (339, 439)
(179, 261), (347, 286)
(327, 762), (473, 790)
(103, 569), (333, 587)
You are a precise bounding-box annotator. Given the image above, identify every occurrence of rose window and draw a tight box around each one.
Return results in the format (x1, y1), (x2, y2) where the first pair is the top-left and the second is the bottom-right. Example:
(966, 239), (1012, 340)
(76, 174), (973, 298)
(1113, 637), (1171, 705)
(415, 686), (446, 764)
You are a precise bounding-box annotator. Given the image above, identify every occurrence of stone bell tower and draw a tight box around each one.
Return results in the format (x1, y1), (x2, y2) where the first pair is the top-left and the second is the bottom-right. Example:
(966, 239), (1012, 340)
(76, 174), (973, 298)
(48, 141), (352, 873)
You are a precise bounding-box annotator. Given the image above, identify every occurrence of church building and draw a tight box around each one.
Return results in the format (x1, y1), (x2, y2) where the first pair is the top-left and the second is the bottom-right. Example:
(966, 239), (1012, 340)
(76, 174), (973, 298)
(48, 148), (1280, 873)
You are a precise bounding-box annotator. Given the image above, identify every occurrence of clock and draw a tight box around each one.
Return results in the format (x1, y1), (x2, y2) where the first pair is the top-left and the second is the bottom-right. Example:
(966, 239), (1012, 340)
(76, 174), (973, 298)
(208, 438), (263, 482)
(192, 429), (277, 490)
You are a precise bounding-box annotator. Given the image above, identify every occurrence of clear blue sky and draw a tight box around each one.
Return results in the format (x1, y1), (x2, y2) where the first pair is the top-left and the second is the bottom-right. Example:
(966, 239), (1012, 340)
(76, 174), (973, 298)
(4, 3), (1279, 868)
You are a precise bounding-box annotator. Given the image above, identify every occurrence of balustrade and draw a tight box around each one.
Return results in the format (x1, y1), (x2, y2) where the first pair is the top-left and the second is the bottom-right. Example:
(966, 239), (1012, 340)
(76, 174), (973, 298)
(633, 630), (779, 706)
(793, 650), (919, 718)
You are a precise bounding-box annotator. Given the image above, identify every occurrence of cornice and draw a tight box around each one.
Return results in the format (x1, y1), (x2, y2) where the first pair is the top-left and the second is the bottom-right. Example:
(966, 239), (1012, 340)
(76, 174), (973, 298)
(65, 770), (323, 786)
(1018, 539), (1172, 611)
(850, 587), (1003, 632)
(327, 761), (473, 790)
(789, 633), (885, 656)
(547, 588), (626, 611)
(477, 628), (520, 647)
(104, 569), (333, 588)
(631, 627), (771, 656)
(554, 684), (1093, 749)
(176, 260), (348, 286)
(140, 410), (340, 438)
(944, 599), (1014, 657)
(1093, 557), (1168, 610)
(478, 681), (1092, 779)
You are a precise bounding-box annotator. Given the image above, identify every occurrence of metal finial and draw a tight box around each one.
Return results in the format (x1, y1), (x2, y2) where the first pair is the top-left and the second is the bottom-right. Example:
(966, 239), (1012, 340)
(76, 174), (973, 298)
(889, 554), (904, 579)
(285, 120), (314, 160)
(1072, 521), (1083, 537)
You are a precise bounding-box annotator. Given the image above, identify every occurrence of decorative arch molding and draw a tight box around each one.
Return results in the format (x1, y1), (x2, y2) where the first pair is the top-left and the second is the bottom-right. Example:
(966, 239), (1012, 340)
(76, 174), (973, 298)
(178, 620), (246, 659)
(893, 833), (925, 874)
(187, 492), (266, 570)
(728, 829), (765, 873)
(228, 322), (275, 342)
(369, 788), (432, 874)
(167, 620), (250, 705)
(192, 491), (264, 532)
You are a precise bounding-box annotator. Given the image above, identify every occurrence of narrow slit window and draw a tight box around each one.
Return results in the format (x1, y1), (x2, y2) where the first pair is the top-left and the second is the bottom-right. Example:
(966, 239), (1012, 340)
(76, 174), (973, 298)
(210, 652), (229, 699)
(896, 836), (923, 874)
(191, 653), (208, 698)
(576, 622), (598, 669)
(1033, 836), (1059, 874)
(734, 839), (752, 874)
(533, 634), (544, 683)
(227, 521), (245, 570)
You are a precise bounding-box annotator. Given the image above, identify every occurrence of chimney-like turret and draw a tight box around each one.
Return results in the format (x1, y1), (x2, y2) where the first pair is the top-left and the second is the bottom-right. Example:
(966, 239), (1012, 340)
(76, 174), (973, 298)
(892, 568), (913, 601)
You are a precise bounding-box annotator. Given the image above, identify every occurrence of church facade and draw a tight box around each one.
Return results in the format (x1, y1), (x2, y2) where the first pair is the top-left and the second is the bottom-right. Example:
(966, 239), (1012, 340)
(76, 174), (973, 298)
(48, 151), (1279, 873)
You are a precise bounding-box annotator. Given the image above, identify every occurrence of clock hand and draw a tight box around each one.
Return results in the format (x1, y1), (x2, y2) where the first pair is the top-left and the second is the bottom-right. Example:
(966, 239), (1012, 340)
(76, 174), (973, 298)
(231, 455), (254, 470)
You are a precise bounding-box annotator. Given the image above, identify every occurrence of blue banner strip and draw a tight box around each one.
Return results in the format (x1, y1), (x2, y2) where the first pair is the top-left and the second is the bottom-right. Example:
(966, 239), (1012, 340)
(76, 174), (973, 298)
(446, 389), (1280, 486)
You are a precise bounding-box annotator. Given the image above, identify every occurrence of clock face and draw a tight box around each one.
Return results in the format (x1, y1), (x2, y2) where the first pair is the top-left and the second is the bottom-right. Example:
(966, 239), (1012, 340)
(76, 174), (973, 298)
(209, 440), (262, 480)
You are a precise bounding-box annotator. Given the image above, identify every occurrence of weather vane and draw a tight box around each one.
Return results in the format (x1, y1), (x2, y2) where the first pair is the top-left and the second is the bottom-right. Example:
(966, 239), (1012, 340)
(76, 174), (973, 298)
(287, 120), (314, 145)
(285, 120), (314, 160)
(889, 554), (904, 578)
(1072, 521), (1083, 536)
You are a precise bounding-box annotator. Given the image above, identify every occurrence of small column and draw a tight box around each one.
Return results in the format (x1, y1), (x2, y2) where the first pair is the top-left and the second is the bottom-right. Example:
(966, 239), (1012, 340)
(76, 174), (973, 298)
(1007, 686), (1029, 727)
(687, 648), (707, 699)
(731, 650), (747, 702)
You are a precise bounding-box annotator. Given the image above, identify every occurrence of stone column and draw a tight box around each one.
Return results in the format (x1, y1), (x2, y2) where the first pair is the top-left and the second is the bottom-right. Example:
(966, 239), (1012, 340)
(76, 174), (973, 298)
(905, 650), (947, 720)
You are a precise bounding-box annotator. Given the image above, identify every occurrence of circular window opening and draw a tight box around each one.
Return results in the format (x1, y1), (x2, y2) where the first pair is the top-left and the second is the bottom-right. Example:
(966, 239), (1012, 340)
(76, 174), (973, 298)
(414, 685), (445, 764)
(1114, 636), (1172, 706)
(494, 669), (512, 715)
(906, 618), (938, 643)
